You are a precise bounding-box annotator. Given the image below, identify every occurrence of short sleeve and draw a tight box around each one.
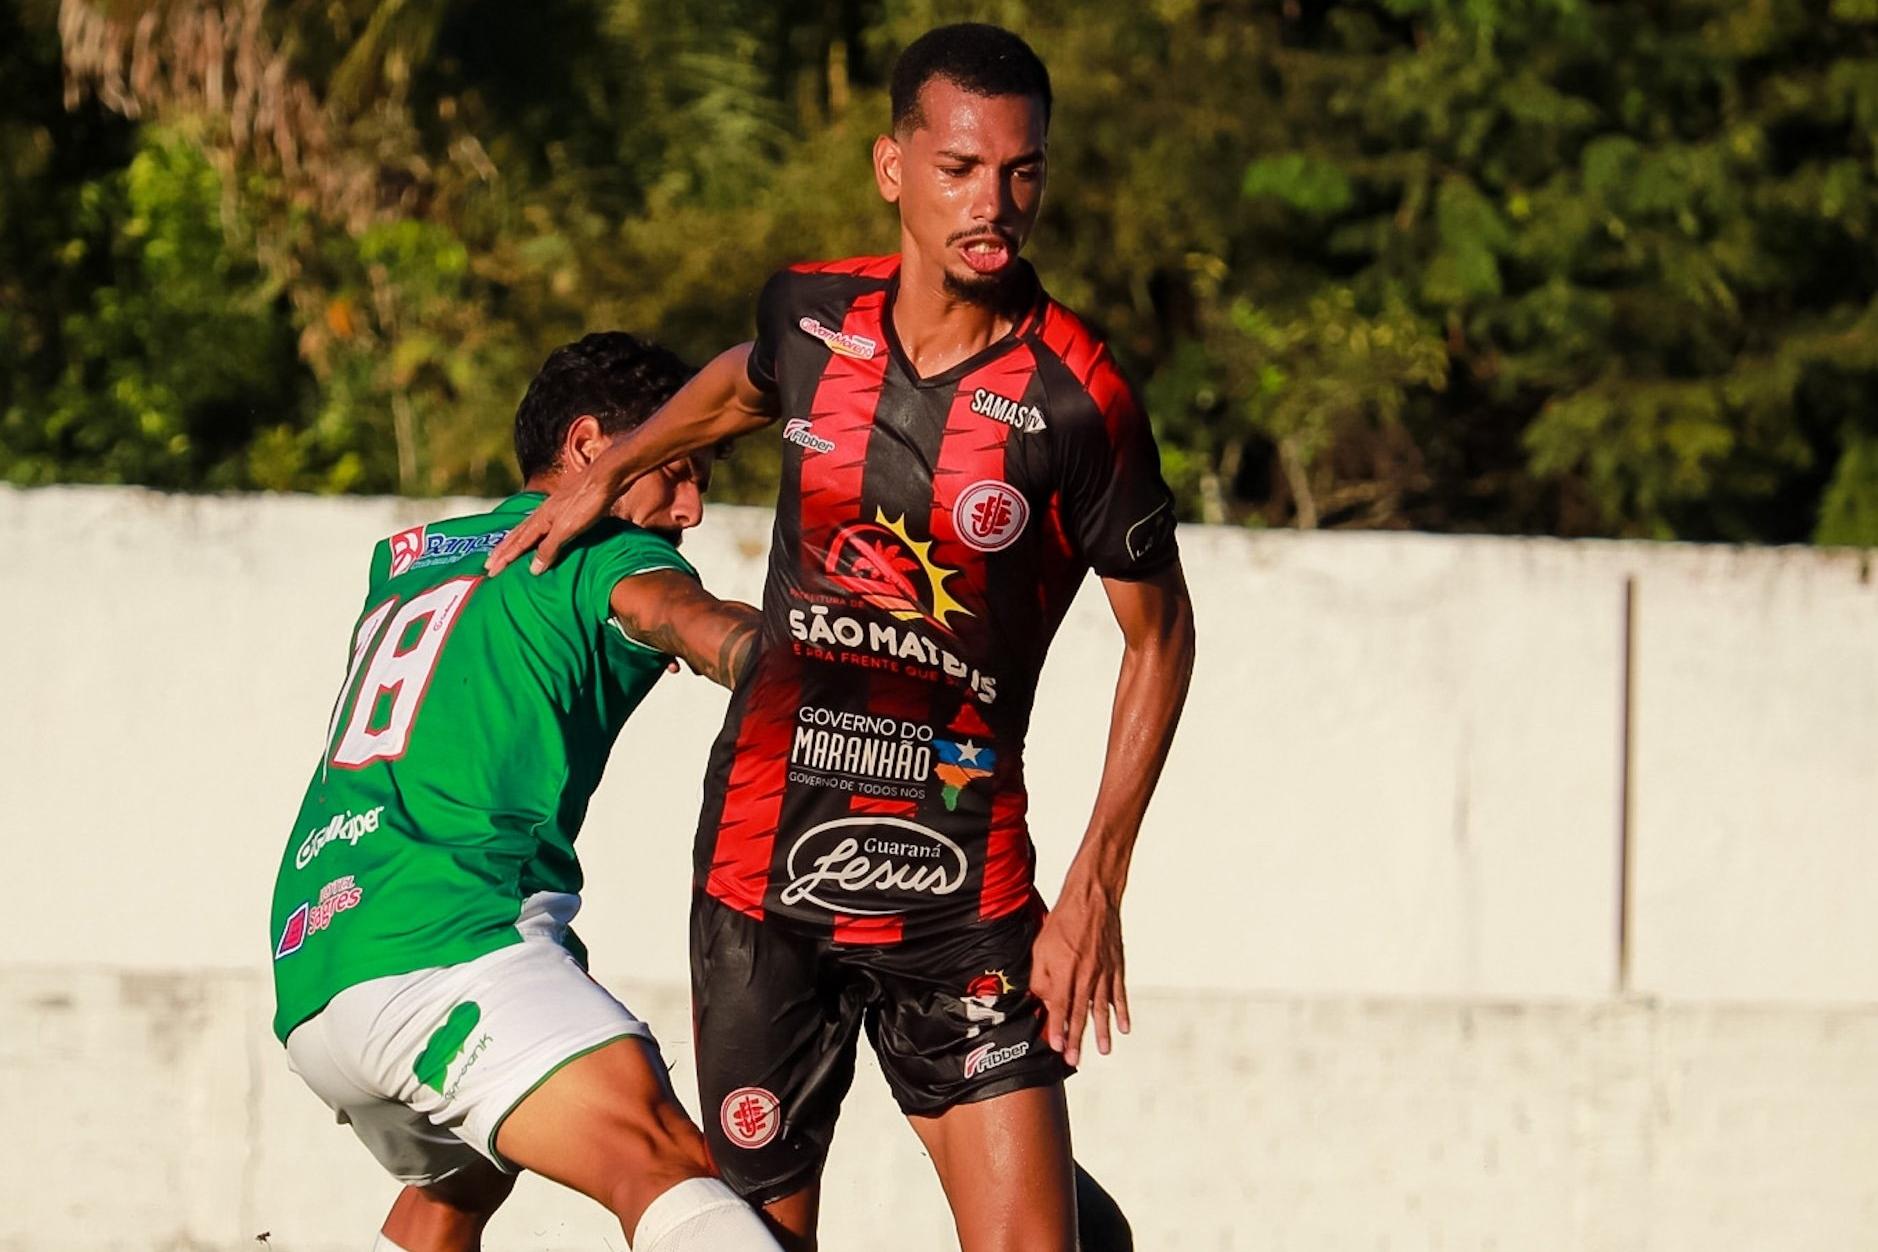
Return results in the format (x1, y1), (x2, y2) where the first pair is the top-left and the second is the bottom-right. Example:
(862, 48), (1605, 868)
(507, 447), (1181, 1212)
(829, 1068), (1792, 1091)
(745, 269), (793, 396)
(1056, 370), (1180, 580)
(578, 524), (699, 639)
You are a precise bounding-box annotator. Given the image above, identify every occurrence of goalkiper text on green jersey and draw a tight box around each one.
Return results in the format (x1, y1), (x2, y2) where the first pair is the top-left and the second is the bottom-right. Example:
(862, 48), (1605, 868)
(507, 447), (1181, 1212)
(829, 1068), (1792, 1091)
(268, 493), (696, 1042)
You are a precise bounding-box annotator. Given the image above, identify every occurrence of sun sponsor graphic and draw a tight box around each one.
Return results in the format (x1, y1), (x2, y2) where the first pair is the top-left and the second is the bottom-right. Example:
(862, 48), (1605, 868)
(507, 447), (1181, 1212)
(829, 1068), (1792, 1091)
(797, 315), (879, 360)
(388, 525), (511, 577)
(779, 816), (969, 916)
(952, 479), (1029, 553)
(782, 418), (836, 455)
(294, 805), (385, 869)
(789, 705), (933, 800)
(787, 605), (1000, 705)
(720, 1085), (783, 1150)
(825, 511), (970, 632)
(970, 387), (1046, 433)
(964, 1038), (1030, 1079)
(273, 874), (365, 959)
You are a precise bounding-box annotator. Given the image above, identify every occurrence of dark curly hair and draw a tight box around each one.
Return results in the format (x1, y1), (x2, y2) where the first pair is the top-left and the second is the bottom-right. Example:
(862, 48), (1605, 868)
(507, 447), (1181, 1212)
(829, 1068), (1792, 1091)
(513, 332), (694, 480)
(890, 23), (1052, 135)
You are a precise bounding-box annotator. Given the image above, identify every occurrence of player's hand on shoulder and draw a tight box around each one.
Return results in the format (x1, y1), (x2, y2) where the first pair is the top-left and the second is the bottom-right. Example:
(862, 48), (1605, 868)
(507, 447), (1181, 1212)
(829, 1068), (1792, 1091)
(485, 467), (620, 576)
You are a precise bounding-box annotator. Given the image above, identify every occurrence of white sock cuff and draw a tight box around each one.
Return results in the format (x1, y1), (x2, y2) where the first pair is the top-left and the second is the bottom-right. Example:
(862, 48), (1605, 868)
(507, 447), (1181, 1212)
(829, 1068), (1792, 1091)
(632, 1175), (748, 1247)
(372, 1235), (414, 1252)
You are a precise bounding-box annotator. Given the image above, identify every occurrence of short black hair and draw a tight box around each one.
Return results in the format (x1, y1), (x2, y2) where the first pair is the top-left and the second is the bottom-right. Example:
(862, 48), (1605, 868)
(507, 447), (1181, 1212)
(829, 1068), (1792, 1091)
(890, 23), (1052, 135)
(513, 332), (692, 480)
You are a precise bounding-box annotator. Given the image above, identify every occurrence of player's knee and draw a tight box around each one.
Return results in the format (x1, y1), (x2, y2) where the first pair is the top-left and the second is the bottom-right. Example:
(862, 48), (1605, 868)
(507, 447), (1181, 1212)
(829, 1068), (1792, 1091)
(594, 1100), (713, 1221)
(382, 1168), (514, 1250)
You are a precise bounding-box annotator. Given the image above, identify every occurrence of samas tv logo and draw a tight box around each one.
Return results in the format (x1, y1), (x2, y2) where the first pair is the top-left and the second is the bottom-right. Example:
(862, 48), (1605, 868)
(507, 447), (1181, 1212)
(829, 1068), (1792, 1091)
(969, 387), (1046, 433)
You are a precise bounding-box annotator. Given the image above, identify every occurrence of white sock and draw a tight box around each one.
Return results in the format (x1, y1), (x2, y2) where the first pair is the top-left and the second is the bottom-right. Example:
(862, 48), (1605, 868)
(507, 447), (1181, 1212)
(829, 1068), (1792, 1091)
(632, 1176), (782, 1251)
(371, 1236), (413, 1252)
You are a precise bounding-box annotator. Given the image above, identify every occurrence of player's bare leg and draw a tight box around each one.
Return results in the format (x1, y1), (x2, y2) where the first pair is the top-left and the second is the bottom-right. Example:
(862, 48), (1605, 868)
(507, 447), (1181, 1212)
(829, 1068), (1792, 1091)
(908, 1083), (1077, 1252)
(378, 1159), (514, 1252)
(758, 1184), (820, 1252)
(495, 1036), (780, 1249)
(750, 1151), (1123, 1252)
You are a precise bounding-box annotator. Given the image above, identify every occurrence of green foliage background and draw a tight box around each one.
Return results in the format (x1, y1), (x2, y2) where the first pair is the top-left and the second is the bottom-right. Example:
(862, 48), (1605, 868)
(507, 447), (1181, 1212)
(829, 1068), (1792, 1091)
(6, 0), (1878, 543)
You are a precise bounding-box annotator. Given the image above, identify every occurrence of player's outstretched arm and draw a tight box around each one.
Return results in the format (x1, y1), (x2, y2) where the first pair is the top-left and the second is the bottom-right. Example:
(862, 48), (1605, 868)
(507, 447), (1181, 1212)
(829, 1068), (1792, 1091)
(487, 343), (778, 577)
(610, 570), (763, 691)
(1032, 561), (1196, 1068)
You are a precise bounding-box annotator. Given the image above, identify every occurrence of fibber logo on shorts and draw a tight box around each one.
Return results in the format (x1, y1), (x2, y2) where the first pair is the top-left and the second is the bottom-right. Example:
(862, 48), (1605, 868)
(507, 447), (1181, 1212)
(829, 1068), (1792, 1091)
(964, 1039), (1030, 1079)
(780, 816), (968, 916)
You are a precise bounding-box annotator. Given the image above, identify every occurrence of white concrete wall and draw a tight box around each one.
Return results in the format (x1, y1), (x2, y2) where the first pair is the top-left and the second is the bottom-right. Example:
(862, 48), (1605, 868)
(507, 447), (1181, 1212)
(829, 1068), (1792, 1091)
(5, 967), (1878, 1252)
(2, 485), (1876, 1249)
(1628, 544), (1878, 1001)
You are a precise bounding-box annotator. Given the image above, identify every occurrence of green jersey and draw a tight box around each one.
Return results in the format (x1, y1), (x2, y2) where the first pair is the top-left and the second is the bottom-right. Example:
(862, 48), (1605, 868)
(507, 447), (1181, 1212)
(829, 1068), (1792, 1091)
(269, 492), (694, 1042)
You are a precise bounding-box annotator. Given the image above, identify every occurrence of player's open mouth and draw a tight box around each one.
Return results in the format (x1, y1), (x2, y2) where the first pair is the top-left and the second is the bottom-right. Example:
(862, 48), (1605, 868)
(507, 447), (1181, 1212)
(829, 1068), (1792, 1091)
(958, 237), (1013, 274)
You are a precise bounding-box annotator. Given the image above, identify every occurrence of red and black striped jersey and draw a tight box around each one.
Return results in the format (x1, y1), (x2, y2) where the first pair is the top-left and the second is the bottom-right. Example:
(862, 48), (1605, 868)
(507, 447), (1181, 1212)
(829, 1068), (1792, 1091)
(694, 254), (1179, 942)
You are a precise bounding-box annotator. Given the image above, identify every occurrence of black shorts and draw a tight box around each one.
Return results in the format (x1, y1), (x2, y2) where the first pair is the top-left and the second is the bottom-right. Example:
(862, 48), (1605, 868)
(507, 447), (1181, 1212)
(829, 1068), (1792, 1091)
(689, 889), (1074, 1204)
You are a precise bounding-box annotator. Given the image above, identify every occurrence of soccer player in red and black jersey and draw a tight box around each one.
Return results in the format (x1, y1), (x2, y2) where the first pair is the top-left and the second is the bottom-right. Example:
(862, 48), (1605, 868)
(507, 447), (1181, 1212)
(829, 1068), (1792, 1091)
(489, 23), (1195, 1252)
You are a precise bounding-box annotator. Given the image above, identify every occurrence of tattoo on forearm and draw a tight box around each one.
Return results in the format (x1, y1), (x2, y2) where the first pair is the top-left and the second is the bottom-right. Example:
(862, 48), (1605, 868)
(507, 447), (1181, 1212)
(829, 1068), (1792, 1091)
(618, 611), (689, 665)
(718, 618), (759, 690)
(615, 589), (760, 691)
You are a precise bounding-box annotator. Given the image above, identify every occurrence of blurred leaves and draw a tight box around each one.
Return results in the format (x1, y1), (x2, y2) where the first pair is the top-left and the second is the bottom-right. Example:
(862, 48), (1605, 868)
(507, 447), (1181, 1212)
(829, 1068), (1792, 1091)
(2, 0), (1877, 544)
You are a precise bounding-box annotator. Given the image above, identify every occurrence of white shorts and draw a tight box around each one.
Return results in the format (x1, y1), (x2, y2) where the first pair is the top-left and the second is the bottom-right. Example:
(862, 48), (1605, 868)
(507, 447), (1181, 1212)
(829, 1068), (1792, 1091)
(284, 934), (654, 1187)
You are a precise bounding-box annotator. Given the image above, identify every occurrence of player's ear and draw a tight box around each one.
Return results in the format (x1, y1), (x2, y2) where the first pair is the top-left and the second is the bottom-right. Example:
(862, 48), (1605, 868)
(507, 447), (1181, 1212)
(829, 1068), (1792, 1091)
(565, 414), (609, 471)
(873, 133), (902, 205)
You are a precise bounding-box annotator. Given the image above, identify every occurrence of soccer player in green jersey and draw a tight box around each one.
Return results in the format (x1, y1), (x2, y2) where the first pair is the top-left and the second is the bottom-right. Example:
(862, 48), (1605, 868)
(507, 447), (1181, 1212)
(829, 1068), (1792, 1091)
(268, 333), (782, 1252)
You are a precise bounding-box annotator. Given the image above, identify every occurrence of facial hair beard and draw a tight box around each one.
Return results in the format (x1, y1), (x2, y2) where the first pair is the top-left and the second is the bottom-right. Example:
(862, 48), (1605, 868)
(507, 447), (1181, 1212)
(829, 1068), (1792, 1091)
(943, 266), (1013, 304)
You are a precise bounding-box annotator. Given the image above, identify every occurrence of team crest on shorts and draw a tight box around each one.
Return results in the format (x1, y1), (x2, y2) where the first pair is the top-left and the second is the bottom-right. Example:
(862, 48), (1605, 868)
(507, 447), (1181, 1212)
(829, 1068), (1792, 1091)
(953, 480), (1029, 552)
(720, 1085), (782, 1149)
